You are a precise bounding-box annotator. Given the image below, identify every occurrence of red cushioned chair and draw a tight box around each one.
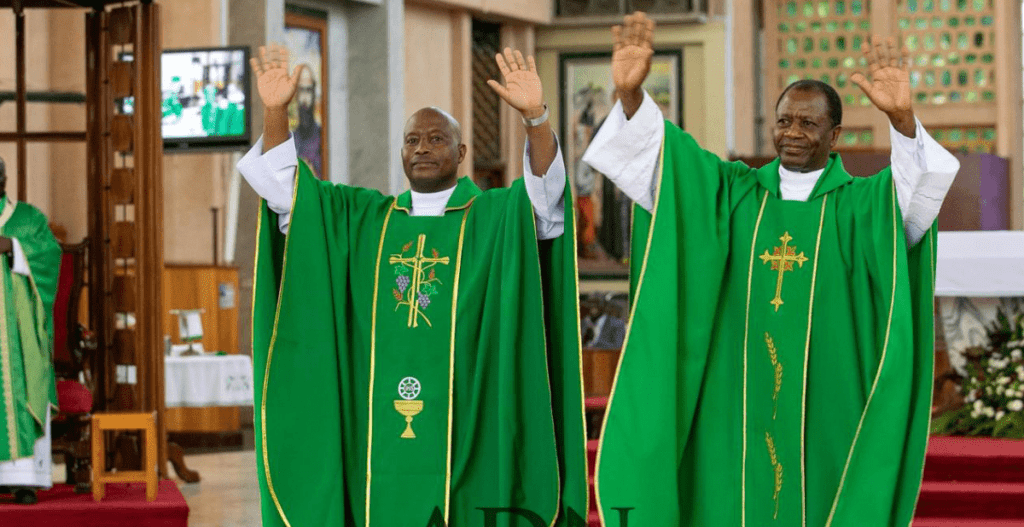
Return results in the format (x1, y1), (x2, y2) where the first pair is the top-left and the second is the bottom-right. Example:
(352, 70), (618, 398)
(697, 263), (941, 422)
(50, 240), (97, 494)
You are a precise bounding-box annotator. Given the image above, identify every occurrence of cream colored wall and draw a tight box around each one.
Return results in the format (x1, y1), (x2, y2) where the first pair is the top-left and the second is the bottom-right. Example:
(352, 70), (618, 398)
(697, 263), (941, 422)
(411, 0), (551, 25)
(535, 21), (728, 157)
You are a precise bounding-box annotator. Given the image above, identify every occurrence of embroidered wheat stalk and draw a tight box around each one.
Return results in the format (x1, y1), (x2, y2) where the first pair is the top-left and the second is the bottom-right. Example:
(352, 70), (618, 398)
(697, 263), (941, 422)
(765, 332), (782, 419)
(765, 431), (784, 519)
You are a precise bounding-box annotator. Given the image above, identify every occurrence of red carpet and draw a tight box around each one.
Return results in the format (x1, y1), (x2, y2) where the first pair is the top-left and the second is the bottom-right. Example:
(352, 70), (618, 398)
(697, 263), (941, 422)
(584, 397), (1024, 526)
(0, 480), (189, 527)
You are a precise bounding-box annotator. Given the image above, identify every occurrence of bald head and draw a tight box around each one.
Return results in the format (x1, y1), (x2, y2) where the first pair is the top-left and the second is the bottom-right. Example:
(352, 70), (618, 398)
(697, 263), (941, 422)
(401, 107), (467, 193)
(406, 107), (462, 146)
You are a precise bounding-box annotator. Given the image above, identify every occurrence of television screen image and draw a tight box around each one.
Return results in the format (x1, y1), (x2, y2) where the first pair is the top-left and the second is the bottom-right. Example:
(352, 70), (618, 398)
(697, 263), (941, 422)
(160, 47), (250, 149)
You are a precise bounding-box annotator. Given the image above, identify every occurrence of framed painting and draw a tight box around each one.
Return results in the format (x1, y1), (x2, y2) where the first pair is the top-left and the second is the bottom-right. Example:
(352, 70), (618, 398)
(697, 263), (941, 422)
(559, 50), (681, 275)
(285, 8), (329, 179)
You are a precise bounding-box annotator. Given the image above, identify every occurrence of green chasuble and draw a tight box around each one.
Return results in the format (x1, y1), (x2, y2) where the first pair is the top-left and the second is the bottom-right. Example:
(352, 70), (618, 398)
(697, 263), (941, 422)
(596, 123), (937, 527)
(252, 163), (588, 527)
(0, 196), (60, 462)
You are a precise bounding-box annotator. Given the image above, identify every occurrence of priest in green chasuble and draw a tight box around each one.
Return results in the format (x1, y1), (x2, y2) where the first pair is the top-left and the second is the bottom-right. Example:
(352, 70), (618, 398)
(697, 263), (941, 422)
(0, 157), (62, 504)
(238, 45), (587, 527)
(588, 13), (960, 527)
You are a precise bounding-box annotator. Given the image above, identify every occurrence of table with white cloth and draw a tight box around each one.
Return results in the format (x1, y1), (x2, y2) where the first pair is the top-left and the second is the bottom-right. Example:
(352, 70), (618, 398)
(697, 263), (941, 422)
(164, 354), (254, 408)
(935, 231), (1024, 375)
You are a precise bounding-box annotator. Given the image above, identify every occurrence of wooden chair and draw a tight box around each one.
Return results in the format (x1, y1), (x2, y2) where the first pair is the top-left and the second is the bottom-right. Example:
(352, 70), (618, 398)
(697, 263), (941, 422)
(50, 240), (97, 494)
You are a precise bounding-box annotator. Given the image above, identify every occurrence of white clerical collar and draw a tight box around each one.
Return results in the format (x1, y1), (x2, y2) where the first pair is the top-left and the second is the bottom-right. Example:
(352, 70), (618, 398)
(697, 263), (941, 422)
(778, 164), (824, 182)
(409, 185), (457, 216)
(777, 164), (825, 201)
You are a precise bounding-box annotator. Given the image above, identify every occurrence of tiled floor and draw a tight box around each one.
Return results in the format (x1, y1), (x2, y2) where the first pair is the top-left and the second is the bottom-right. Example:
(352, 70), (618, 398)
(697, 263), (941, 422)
(176, 450), (262, 527)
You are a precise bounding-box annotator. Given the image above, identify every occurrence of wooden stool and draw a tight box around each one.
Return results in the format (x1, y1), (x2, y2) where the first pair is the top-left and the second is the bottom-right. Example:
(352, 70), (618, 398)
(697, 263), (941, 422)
(90, 412), (158, 502)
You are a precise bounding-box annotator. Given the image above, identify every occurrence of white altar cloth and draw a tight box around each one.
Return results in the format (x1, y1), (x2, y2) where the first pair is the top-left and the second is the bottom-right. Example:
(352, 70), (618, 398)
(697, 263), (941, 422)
(164, 354), (254, 408)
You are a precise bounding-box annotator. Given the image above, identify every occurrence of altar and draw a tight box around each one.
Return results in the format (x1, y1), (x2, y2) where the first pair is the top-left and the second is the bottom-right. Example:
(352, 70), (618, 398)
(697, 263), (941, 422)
(164, 354), (253, 408)
(935, 231), (1024, 374)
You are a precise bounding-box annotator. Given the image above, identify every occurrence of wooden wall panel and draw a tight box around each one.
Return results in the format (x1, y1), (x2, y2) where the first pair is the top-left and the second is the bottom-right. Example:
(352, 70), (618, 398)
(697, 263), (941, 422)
(161, 265), (240, 354)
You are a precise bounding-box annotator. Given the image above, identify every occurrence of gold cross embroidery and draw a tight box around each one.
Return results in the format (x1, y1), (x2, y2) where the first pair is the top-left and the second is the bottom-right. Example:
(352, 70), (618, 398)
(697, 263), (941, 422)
(389, 234), (450, 327)
(758, 232), (808, 312)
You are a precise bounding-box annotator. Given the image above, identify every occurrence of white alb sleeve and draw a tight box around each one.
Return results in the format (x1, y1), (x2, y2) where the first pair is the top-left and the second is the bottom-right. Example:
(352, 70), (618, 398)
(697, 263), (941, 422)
(523, 134), (567, 240)
(889, 117), (960, 247)
(236, 135), (300, 233)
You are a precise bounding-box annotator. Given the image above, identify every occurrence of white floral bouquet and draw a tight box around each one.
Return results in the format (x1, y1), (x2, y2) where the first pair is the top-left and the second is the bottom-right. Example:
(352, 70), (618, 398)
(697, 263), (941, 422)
(932, 308), (1024, 438)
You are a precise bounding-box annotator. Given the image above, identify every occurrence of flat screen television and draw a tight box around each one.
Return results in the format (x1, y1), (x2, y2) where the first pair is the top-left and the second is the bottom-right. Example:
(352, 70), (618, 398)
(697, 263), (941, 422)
(159, 46), (251, 151)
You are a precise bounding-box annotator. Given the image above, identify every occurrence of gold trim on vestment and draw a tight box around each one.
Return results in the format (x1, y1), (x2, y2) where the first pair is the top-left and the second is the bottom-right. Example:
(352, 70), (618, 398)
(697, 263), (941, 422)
(567, 176), (591, 522)
(365, 201), (396, 526)
(742, 189), (770, 527)
(445, 203), (473, 522)
(800, 195), (828, 527)
(594, 134), (667, 527)
(905, 226), (937, 526)
(0, 246), (17, 460)
(255, 165), (303, 527)
(824, 183), (900, 526)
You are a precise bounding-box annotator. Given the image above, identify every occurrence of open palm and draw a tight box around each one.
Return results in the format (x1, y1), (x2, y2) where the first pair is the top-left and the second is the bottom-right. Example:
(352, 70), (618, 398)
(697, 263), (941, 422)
(850, 36), (912, 114)
(250, 44), (306, 110)
(611, 12), (655, 94)
(487, 48), (544, 116)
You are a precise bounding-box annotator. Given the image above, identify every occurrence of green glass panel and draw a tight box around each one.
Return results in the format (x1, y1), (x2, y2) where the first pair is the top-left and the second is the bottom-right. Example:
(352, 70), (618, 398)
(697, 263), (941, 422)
(820, 74), (831, 84)
(965, 16), (975, 26)
(844, 57), (856, 67)
(788, 75), (801, 84)
(804, 1), (814, 16)
(924, 0), (934, 11)
(899, 18), (911, 29)
(858, 56), (868, 66)
(828, 57), (839, 68)
(948, 17), (959, 27)
(933, 16), (944, 28)
(949, 91), (962, 101)
(924, 34), (936, 50)
(981, 53), (993, 63)
(910, 71), (921, 88)
(957, 0), (967, 10)
(966, 129), (979, 140)
(907, 0), (918, 12)
(966, 90), (978, 101)
(827, 21), (838, 31)
(851, 0), (863, 15)
(844, 93), (856, 104)
(812, 21), (822, 32)
(974, 32), (984, 47)
(835, 1), (845, 15)
(965, 53), (977, 63)
(843, 133), (857, 145)
(973, 0), (984, 10)
(933, 92), (947, 104)
(860, 94), (871, 106)
(852, 35), (863, 49)
(941, 0), (952, 10)
(860, 131), (873, 143)
(925, 71), (936, 86)
(916, 54), (930, 66)
(860, 19), (870, 30)
(933, 129), (945, 140)
(906, 35), (919, 50)
(812, 58), (822, 68)
(949, 129), (962, 141)
(836, 36), (847, 51)
(916, 18), (928, 29)
(982, 91), (994, 101)
(932, 54), (946, 66)
(974, 69), (986, 86)
(780, 23), (790, 32)
(974, 145), (988, 153)
(941, 71), (952, 86)
(804, 37), (814, 52)
(796, 58), (808, 68)
(981, 16), (993, 26)
(786, 1), (798, 16)
(836, 73), (848, 87)
(819, 1), (829, 17)
(844, 20), (855, 31)
(982, 128), (995, 140)
(820, 38), (829, 51)
(948, 52), (960, 64)
(780, 59), (790, 68)
(916, 91), (929, 102)
(797, 22), (808, 31)
(787, 38), (798, 54)
(958, 32), (969, 49)
(958, 70), (968, 85)
(941, 33), (951, 49)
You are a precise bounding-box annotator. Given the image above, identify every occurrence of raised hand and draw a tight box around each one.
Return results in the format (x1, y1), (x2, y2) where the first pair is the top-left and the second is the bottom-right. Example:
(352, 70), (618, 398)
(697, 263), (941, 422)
(250, 44), (307, 110)
(611, 12), (655, 117)
(851, 36), (914, 121)
(487, 48), (545, 119)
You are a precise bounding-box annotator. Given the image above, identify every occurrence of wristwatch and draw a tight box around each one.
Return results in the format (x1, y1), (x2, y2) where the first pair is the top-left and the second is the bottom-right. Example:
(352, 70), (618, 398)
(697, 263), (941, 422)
(521, 104), (549, 127)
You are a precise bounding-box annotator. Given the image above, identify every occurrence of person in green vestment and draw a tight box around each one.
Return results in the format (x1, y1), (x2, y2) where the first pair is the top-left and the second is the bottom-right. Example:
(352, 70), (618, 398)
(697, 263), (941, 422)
(237, 45), (587, 526)
(0, 157), (62, 505)
(588, 12), (960, 527)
